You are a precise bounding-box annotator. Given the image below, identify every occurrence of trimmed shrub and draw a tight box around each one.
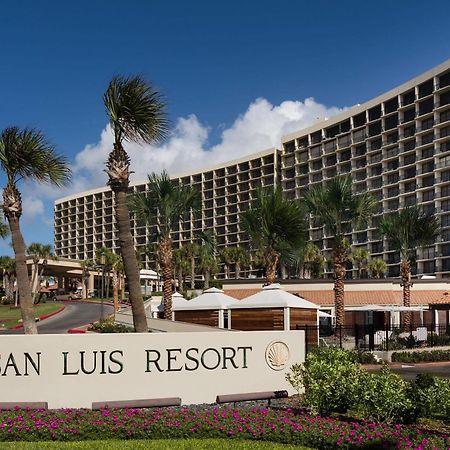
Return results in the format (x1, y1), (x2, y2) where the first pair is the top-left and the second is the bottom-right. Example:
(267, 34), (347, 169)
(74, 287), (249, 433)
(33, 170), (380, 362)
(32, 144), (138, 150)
(392, 349), (450, 363)
(90, 318), (133, 333)
(286, 348), (365, 416)
(355, 365), (413, 424)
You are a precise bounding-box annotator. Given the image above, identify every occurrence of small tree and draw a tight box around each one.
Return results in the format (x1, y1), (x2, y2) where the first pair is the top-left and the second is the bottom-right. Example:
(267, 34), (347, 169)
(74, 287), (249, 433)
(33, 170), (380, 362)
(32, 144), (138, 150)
(80, 259), (96, 299)
(198, 230), (218, 289)
(379, 206), (440, 327)
(129, 171), (200, 319)
(304, 175), (376, 328)
(241, 187), (307, 284)
(27, 243), (54, 302)
(367, 258), (388, 279)
(350, 247), (370, 279)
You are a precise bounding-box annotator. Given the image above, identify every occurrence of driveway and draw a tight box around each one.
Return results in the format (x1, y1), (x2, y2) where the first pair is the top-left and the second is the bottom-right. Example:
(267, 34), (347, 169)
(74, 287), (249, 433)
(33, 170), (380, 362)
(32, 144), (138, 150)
(367, 362), (450, 381)
(1, 301), (114, 334)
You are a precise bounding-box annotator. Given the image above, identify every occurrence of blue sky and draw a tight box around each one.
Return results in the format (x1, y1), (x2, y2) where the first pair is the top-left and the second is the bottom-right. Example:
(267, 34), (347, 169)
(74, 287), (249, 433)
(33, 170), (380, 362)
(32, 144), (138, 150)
(0, 0), (449, 254)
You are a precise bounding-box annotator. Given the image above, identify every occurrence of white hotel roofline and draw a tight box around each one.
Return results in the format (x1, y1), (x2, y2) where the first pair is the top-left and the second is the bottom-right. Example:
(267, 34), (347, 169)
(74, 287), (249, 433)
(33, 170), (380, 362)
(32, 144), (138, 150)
(282, 58), (450, 143)
(55, 146), (278, 204)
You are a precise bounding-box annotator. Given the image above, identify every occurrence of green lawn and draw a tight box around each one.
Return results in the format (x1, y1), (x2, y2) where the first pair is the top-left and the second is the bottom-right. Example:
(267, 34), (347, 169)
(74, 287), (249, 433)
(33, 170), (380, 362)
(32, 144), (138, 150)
(0, 303), (62, 328)
(0, 439), (311, 449)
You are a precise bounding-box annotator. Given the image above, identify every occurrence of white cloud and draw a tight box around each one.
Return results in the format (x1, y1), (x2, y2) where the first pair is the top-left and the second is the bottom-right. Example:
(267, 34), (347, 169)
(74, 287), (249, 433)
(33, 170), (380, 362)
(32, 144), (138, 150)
(28, 96), (345, 211)
(66, 96), (343, 194)
(21, 196), (45, 223)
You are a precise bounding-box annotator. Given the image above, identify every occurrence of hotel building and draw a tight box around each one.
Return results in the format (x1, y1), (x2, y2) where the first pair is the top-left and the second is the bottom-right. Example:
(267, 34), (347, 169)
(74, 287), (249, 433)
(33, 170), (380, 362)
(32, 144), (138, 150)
(55, 59), (450, 278)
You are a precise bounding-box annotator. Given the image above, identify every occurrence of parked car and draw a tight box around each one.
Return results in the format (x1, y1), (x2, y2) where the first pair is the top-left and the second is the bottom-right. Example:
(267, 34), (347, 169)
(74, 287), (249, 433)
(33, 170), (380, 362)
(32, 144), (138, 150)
(54, 289), (82, 301)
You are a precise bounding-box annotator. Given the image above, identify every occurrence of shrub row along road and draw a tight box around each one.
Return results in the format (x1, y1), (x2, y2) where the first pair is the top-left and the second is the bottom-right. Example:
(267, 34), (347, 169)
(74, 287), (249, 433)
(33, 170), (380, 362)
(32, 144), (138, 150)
(367, 362), (450, 380)
(1, 301), (114, 334)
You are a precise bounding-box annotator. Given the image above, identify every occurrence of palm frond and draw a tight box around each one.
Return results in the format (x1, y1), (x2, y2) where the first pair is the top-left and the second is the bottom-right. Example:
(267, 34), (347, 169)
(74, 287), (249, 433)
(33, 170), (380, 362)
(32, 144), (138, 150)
(378, 206), (440, 260)
(104, 75), (169, 145)
(0, 127), (71, 186)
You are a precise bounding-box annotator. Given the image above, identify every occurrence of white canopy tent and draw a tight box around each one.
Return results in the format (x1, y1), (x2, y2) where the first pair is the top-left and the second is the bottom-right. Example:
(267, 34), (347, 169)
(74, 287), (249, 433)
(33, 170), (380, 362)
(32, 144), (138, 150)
(228, 284), (319, 331)
(172, 287), (237, 328)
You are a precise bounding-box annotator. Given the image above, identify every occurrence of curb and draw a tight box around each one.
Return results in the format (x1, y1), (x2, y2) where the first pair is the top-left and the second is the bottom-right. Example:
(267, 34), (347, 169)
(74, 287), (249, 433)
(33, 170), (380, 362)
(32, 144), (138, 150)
(11, 306), (65, 330)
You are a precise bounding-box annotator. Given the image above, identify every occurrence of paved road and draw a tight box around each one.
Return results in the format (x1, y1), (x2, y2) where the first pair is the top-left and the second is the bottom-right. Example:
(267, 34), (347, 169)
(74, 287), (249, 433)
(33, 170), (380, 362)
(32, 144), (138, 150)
(368, 362), (450, 381)
(1, 301), (114, 334)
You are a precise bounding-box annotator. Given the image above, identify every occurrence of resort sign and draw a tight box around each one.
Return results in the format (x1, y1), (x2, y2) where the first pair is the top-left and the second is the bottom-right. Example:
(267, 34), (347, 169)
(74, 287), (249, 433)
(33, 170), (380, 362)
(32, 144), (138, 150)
(0, 331), (304, 408)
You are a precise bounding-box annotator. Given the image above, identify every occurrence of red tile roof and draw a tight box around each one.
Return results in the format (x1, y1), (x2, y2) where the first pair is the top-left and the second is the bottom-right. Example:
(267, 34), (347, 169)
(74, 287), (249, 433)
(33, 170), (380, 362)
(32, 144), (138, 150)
(224, 288), (449, 306)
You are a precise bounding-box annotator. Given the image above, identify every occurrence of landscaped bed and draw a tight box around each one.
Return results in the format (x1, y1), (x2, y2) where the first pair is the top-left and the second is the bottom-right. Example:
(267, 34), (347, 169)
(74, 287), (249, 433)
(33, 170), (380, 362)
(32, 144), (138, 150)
(0, 303), (63, 329)
(0, 406), (448, 449)
(0, 438), (311, 449)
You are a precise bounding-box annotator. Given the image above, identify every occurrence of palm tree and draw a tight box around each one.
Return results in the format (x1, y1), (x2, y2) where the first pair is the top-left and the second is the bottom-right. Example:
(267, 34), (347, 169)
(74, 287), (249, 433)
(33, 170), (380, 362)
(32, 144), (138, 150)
(111, 253), (123, 314)
(129, 171), (200, 320)
(173, 247), (190, 292)
(80, 259), (96, 299)
(300, 242), (326, 279)
(27, 243), (54, 302)
(304, 175), (376, 328)
(378, 206), (440, 326)
(232, 246), (249, 279)
(367, 258), (388, 279)
(0, 256), (16, 304)
(350, 247), (370, 279)
(241, 186), (307, 285)
(0, 127), (71, 334)
(198, 230), (218, 289)
(103, 75), (168, 332)
(219, 247), (234, 279)
(184, 242), (200, 289)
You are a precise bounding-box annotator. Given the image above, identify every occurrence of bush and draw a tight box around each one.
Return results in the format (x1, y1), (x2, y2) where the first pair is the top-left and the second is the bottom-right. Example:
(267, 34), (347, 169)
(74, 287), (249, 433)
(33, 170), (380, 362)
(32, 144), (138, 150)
(90, 318), (133, 333)
(1, 296), (12, 305)
(355, 365), (413, 424)
(392, 349), (450, 363)
(286, 348), (364, 416)
(352, 350), (380, 364)
(409, 374), (450, 421)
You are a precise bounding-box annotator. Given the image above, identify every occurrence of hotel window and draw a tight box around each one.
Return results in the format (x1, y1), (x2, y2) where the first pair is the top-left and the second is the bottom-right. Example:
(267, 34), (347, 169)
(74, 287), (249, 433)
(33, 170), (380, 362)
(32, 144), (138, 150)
(422, 247), (435, 259)
(423, 261), (435, 273)
(422, 189), (434, 202)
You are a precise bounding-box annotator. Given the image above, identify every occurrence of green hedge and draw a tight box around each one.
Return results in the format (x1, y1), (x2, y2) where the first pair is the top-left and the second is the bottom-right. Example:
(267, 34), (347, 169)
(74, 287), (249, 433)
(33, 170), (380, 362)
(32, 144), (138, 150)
(391, 349), (450, 363)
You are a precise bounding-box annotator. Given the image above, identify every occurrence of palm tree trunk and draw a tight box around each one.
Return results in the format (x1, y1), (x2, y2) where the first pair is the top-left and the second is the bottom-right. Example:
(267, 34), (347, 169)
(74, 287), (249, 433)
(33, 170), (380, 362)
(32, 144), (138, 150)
(178, 269), (183, 292)
(334, 262), (346, 328)
(112, 270), (119, 313)
(8, 216), (37, 334)
(264, 247), (279, 285)
(333, 245), (347, 329)
(204, 270), (210, 289)
(235, 262), (241, 279)
(113, 189), (147, 332)
(160, 235), (173, 320)
(400, 259), (412, 328)
(120, 274), (125, 302)
(190, 256), (195, 289)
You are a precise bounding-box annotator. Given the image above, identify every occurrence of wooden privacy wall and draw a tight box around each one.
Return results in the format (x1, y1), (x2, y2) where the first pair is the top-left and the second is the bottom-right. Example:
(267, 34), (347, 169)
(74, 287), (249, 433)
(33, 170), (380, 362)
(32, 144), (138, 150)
(174, 310), (219, 327)
(230, 308), (284, 331)
(291, 308), (318, 348)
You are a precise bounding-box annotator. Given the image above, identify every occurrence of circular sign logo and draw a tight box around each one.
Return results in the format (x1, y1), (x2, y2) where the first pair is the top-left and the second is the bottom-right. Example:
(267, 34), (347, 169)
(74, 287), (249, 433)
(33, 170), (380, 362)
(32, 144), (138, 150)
(265, 341), (290, 371)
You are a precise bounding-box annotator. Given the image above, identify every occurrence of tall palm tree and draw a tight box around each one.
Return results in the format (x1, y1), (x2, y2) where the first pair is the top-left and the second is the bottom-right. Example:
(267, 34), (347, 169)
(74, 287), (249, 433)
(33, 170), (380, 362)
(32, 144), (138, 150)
(367, 258), (388, 279)
(103, 75), (168, 332)
(0, 127), (71, 334)
(241, 186), (307, 285)
(27, 243), (54, 302)
(378, 206), (440, 326)
(129, 171), (200, 320)
(111, 253), (123, 314)
(350, 247), (370, 279)
(304, 175), (376, 328)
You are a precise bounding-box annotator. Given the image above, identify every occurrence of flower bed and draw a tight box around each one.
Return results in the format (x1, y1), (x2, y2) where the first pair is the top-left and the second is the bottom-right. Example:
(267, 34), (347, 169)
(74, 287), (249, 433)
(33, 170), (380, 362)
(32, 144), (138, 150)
(392, 349), (450, 363)
(0, 406), (448, 449)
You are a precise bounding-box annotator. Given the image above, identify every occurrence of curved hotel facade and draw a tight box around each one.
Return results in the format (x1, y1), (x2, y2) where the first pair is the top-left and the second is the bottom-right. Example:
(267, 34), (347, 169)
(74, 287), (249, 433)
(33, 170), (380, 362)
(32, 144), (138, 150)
(55, 59), (450, 278)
